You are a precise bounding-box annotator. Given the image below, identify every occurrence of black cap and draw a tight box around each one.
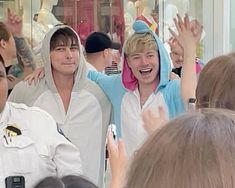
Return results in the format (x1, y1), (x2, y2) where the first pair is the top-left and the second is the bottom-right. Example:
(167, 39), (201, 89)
(85, 32), (121, 53)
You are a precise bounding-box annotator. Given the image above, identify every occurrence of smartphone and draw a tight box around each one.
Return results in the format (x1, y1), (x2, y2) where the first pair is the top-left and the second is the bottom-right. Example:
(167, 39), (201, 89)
(110, 124), (117, 140)
(188, 98), (196, 112)
(5, 176), (25, 188)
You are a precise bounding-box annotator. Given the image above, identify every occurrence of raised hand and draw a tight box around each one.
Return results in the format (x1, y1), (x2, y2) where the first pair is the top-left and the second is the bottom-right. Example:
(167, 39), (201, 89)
(107, 129), (128, 188)
(169, 14), (203, 53)
(4, 8), (23, 37)
(142, 106), (167, 135)
(168, 14), (201, 104)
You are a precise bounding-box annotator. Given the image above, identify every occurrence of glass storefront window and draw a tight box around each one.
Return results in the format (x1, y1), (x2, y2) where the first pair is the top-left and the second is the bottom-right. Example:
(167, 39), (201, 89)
(0, 0), (232, 61)
(230, 0), (235, 51)
(158, 0), (204, 59)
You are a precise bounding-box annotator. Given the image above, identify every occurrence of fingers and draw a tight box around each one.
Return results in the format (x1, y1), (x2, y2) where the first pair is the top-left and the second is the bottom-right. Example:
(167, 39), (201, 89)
(176, 14), (184, 32)
(158, 106), (166, 120)
(173, 17), (181, 34)
(107, 128), (115, 151)
(6, 8), (21, 24)
(141, 109), (151, 123)
(168, 27), (178, 40)
(184, 14), (190, 30)
(118, 139), (126, 156)
(23, 75), (33, 85)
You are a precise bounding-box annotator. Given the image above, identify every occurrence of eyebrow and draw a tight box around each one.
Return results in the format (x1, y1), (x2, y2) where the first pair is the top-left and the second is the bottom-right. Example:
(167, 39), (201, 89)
(54, 43), (79, 47)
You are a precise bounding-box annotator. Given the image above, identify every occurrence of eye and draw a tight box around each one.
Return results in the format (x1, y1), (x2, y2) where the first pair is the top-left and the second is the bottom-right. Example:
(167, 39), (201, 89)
(132, 55), (141, 60)
(70, 46), (79, 51)
(55, 47), (66, 51)
(147, 54), (155, 58)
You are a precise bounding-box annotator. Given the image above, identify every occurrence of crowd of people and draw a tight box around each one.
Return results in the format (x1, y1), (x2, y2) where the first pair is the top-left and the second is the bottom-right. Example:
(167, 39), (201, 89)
(0, 7), (235, 188)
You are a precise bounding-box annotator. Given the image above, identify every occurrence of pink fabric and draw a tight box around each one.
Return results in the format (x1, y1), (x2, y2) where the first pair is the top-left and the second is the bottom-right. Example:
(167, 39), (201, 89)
(195, 58), (202, 74)
(122, 54), (138, 91)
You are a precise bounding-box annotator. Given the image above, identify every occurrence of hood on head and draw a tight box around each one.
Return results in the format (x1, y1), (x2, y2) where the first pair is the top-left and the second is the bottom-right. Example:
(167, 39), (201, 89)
(40, 25), (87, 93)
(121, 20), (172, 92)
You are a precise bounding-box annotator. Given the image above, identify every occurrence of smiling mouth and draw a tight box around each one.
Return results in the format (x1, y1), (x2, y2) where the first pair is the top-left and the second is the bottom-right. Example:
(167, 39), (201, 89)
(139, 68), (152, 74)
(62, 62), (75, 65)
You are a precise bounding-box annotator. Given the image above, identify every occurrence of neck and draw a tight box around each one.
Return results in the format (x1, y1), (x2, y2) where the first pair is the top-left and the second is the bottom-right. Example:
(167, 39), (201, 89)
(0, 52), (14, 67)
(138, 79), (159, 105)
(52, 73), (74, 113)
(87, 55), (106, 72)
(53, 73), (74, 91)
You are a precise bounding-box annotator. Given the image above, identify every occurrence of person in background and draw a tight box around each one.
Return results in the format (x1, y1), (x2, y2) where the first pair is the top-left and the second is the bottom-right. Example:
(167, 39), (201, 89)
(85, 32), (121, 72)
(104, 49), (122, 75)
(196, 52), (235, 110)
(0, 55), (82, 188)
(108, 108), (235, 188)
(34, 175), (98, 188)
(8, 25), (112, 188)
(0, 8), (35, 91)
(142, 52), (235, 135)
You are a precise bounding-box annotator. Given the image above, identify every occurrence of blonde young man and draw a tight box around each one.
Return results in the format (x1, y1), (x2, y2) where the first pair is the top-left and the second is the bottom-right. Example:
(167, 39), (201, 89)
(88, 15), (202, 158)
(8, 25), (112, 187)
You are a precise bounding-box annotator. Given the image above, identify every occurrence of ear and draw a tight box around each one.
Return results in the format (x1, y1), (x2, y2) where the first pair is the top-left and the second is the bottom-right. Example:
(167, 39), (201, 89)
(103, 49), (109, 58)
(0, 39), (7, 49)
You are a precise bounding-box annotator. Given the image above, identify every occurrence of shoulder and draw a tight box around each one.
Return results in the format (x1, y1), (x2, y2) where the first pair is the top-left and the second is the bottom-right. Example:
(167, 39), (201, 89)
(84, 79), (110, 101)
(8, 78), (47, 102)
(9, 102), (54, 121)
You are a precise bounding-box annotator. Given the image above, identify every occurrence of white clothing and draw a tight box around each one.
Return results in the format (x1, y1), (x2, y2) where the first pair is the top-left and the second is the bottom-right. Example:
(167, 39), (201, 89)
(0, 102), (82, 188)
(9, 25), (112, 187)
(121, 89), (169, 157)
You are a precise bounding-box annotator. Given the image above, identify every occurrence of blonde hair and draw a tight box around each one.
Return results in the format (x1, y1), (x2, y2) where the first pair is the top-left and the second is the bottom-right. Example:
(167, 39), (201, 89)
(126, 108), (235, 188)
(124, 32), (157, 56)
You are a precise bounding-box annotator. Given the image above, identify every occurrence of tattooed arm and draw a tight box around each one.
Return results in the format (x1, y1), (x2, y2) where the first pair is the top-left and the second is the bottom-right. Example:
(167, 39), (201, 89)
(14, 37), (36, 71)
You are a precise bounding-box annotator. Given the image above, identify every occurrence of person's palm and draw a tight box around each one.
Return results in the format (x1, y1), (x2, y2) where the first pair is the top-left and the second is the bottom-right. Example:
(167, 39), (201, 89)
(4, 8), (23, 37)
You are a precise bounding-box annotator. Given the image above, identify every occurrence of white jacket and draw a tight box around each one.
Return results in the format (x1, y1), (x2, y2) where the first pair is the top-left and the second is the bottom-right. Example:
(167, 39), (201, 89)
(0, 102), (82, 188)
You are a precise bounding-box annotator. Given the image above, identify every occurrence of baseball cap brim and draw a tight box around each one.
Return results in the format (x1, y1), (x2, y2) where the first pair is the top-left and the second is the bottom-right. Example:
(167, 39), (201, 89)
(111, 42), (121, 50)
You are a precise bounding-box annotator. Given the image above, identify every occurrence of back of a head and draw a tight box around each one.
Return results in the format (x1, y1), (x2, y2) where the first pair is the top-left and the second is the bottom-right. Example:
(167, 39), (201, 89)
(0, 22), (11, 41)
(196, 54), (235, 111)
(34, 177), (65, 188)
(126, 108), (235, 188)
(62, 175), (98, 188)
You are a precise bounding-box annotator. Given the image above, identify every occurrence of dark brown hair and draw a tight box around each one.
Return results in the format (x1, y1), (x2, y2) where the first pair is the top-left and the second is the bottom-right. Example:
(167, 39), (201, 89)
(196, 54), (235, 110)
(50, 27), (79, 51)
(126, 108), (235, 188)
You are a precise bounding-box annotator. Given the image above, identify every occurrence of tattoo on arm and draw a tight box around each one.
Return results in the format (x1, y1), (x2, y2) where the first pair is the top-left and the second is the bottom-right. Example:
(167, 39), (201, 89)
(14, 37), (36, 70)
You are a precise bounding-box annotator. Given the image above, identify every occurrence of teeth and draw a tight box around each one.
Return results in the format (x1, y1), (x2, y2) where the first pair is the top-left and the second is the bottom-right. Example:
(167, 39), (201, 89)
(140, 68), (152, 73)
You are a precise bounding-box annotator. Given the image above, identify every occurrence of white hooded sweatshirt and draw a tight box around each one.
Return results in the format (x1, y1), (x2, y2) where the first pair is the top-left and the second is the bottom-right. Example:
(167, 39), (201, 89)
(8, 25), (112, 187)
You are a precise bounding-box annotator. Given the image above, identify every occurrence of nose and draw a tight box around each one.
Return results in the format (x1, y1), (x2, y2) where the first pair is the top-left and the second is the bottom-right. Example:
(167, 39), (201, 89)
(141, 55), (148, 65)
(65, 48), (72, 59)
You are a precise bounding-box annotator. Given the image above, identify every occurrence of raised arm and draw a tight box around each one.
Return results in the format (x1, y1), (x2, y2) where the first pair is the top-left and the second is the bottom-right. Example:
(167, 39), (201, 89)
(5, 8), (35, 74)
(169, 14), (203, 105)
